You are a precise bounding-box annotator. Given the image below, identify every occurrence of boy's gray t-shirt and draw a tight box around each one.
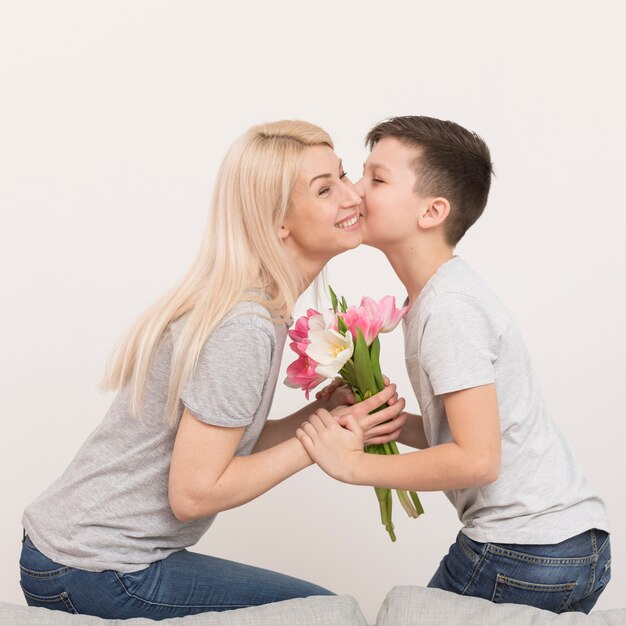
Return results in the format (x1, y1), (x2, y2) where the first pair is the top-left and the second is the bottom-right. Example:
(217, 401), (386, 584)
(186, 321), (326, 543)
(23, 301), (288, 573)
(404, 257), (609, 544)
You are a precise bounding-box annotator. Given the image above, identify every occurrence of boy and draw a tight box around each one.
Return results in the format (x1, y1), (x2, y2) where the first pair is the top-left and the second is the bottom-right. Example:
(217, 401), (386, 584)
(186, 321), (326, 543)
(298, 116), (610, 613)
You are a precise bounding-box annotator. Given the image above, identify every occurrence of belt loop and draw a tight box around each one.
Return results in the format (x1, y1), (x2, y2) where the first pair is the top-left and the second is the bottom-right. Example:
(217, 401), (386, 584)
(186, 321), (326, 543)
(22, 528), (26, 543)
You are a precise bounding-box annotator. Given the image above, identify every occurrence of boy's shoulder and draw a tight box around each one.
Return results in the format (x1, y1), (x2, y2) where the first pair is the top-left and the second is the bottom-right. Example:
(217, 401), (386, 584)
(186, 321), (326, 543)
(413, 257), (510, 331)
(424, 256), (489, 298)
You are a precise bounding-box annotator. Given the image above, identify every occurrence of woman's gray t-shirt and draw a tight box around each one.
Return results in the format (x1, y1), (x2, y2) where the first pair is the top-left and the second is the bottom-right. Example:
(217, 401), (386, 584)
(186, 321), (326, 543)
(23, 301), (288, 573)
(403, 257), (609, 544)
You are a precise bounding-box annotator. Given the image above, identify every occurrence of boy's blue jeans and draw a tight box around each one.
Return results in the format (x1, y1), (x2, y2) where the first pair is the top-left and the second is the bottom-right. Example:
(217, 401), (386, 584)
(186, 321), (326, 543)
(19, 535), (333, 619)
(429, 528), (611, 614)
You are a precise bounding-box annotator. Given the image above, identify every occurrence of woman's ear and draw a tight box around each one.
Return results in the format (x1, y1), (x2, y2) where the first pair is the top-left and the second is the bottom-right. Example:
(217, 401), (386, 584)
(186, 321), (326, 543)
(418, 197), (450, 230)
(278, 225), (290, 241)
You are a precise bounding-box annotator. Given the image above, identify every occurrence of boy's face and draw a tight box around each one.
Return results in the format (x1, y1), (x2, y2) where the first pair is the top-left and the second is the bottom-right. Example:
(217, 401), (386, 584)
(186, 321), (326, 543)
(356, 137), (428, 250)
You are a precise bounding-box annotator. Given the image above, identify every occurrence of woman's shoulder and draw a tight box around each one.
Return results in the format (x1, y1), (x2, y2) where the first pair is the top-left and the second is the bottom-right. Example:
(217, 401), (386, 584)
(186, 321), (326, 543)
(221, 300), (277, 337)
(168, 300), (278, 342)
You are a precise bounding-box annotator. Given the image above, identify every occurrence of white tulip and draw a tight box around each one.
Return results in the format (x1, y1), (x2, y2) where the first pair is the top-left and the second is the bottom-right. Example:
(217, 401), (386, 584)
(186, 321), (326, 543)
(305, 327), (354, 379)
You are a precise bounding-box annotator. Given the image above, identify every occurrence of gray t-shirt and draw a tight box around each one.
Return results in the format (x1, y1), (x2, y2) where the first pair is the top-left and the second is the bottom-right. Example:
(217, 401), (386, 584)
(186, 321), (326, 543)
(404, 256), (609, 544)
(23, 301), (288, 573)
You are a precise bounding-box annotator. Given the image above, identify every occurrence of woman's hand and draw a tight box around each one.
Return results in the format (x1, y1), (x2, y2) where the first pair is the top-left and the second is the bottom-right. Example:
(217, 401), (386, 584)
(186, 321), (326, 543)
(315, 379), (356, 409)
(315, 375), (392, 409)
(296, 409), (365, 483)
(332, 383), (407, 445)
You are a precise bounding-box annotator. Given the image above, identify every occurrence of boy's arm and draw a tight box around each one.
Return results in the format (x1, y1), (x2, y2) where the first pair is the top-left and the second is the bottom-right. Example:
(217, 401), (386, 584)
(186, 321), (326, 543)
(297, 383), (500, 491)
(397, 412), (429, 449)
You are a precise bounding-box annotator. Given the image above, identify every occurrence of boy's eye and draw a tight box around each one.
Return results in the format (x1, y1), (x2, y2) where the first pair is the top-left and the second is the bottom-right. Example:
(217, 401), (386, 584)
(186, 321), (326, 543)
(340, 171), (348, 180)
(372, 177), (384, 184)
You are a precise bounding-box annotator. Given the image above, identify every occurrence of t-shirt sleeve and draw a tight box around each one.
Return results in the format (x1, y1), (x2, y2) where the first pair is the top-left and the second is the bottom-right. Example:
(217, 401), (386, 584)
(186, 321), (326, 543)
(420, 293), (499, 396)
(181, 320), (273, 427)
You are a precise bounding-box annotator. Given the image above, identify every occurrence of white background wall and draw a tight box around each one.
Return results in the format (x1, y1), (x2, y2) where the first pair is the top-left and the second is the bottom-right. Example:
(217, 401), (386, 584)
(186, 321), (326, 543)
(1, 1), (624, 621)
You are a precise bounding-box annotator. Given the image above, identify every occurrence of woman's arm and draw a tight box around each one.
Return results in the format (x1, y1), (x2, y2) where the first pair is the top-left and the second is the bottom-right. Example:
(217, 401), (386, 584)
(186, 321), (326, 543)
(169, 409), (311, 522)
(252, 398), (332, 452)
(169, 383), (408, 522)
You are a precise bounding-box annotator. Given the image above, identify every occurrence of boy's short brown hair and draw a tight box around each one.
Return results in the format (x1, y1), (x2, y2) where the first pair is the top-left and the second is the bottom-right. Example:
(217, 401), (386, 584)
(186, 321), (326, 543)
(366, 116), (493, 246)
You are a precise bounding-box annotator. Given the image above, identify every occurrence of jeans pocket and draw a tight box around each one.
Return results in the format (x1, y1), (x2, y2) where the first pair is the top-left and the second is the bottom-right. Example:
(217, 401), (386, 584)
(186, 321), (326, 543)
(491, 574), (577, 613)
(599, 558), (611, 587)
(115, 561), (161, 600)
(21, 585), (77, 614)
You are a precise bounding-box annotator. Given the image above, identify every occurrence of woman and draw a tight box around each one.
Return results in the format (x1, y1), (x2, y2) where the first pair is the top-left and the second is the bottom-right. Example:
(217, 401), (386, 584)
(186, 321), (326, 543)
(19, 120), (406, 620)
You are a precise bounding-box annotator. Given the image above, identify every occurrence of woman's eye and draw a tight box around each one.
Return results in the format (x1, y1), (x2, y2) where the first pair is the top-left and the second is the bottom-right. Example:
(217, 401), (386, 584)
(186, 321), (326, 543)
(318, 187), (330, 196)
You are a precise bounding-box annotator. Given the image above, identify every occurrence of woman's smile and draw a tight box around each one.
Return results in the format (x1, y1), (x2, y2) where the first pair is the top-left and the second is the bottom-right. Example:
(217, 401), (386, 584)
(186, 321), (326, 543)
(334, 212), (360, 230)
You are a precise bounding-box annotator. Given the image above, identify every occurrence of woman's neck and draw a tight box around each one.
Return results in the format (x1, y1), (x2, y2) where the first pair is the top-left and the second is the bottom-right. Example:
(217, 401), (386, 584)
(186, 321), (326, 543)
(292, 254), (328, 297)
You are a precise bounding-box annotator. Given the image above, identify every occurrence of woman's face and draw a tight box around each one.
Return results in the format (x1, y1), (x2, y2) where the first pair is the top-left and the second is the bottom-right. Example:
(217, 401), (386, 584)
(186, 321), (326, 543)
(280, 144), (363, 269)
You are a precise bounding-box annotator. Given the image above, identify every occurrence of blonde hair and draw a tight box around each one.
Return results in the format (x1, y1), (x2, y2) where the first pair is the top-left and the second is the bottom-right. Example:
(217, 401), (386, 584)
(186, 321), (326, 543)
(102, 120), (333, 424)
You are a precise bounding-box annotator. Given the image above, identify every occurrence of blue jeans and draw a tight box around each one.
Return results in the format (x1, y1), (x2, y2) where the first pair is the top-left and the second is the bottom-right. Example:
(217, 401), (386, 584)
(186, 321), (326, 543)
(19, 535), (333, 619)
(429, 528), (611, 614)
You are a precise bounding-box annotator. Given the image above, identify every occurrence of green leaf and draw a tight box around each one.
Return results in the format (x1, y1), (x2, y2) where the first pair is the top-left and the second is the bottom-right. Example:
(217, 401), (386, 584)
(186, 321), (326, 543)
(340, 361), (357, 388)
(340, 296), (348, 313)
(354, 328), (376, 395)
(329, 286), (339, 313)
(337, 315), (348, 335)
(369, 336), (384, 392)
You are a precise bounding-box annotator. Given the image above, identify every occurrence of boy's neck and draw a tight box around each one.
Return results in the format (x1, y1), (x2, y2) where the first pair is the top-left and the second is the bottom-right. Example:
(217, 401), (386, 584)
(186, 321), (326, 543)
(382, 239), (454, 306)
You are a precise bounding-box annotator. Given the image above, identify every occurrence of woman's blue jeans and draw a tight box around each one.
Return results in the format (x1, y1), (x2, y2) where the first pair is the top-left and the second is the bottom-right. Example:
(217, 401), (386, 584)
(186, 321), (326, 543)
(19, 535), (333, 620)
(428, 528), (611, 614)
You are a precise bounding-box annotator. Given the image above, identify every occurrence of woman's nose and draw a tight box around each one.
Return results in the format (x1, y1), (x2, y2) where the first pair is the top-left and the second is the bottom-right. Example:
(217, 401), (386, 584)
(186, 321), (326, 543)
(341, 179), (363, 206)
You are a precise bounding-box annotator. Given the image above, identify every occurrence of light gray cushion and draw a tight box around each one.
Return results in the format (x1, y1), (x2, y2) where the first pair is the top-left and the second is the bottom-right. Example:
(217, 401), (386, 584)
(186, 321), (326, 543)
(0, 596), (368, 626)
(375, 586), (626, 625)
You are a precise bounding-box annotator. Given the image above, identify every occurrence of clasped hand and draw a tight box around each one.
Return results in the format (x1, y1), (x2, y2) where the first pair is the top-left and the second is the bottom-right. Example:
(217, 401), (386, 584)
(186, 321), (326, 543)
(296, 382), (406, 482)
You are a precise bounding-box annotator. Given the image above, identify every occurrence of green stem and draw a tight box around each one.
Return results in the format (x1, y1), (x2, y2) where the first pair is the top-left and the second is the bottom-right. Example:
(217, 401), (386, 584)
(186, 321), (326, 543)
(353, 378), (425, 539)
(409, 490), (425, 516)
(396, 489), (418, 518)
(386, 440), (424, 516)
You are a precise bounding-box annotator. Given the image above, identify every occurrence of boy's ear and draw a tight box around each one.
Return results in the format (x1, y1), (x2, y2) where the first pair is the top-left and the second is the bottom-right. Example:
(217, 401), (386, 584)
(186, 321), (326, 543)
(418, 197), (450, 231)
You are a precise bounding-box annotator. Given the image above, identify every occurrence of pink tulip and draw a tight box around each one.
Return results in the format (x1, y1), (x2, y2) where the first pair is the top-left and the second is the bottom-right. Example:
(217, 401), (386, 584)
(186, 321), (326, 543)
(360, 296), (409, 333)
(284, 349), (326, 399)
(338, 305), (383, 346)
(288, 308), (321, 343)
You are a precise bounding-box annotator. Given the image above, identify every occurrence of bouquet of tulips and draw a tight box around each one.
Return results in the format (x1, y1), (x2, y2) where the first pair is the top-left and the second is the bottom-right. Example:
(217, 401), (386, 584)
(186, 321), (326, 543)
(285, 287), (423, 541)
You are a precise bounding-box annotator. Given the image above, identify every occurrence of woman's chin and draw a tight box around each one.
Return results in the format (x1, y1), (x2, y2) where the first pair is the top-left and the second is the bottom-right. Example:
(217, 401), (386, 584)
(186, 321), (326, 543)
(338, 227), (363, 251)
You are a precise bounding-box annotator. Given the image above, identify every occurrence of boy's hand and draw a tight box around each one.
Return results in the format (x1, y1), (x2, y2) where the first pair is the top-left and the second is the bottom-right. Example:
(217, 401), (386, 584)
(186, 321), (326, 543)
(296, 409), (365, 483)
(332, 383), (406, 445)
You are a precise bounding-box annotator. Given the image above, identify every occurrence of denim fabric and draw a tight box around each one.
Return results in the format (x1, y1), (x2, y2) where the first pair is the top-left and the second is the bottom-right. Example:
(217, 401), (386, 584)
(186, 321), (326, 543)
(19, 536), (333, 620)
(428, 528), (611, 614)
